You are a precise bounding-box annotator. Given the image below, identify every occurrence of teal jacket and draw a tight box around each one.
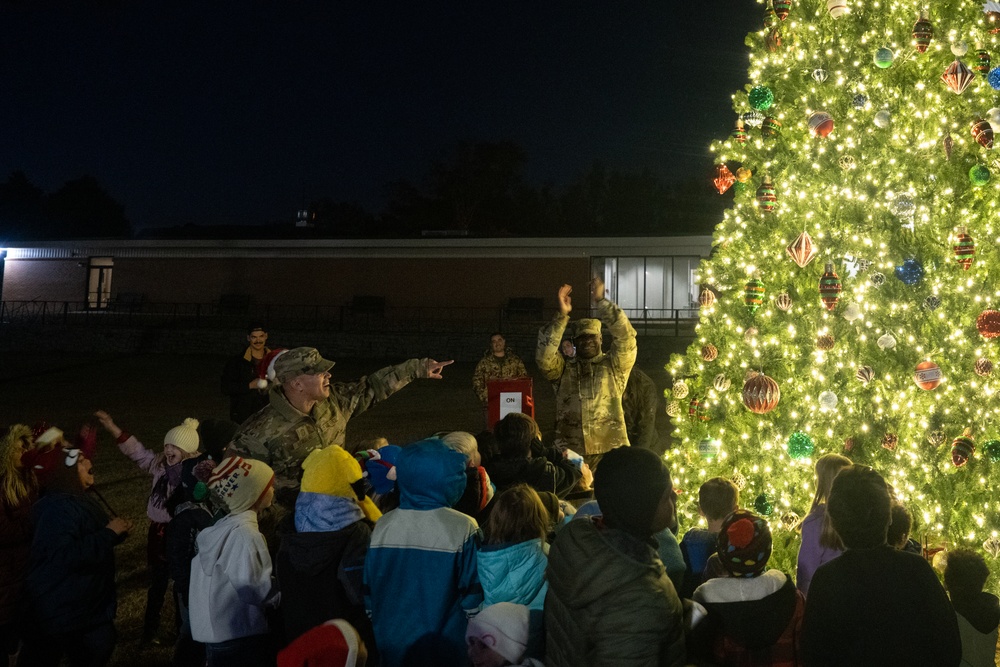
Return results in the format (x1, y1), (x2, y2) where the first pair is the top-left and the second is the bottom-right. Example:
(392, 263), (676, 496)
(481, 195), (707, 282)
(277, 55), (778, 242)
(479, 538), (548, 659)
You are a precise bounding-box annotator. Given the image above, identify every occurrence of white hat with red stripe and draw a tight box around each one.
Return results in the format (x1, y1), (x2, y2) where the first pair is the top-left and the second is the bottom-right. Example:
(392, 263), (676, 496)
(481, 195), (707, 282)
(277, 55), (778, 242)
(209, 456), (275, 514)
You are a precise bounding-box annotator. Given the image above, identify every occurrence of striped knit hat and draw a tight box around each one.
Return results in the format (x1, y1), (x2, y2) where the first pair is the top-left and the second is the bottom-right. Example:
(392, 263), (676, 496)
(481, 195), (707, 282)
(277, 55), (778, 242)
(209, 456), (274, 514)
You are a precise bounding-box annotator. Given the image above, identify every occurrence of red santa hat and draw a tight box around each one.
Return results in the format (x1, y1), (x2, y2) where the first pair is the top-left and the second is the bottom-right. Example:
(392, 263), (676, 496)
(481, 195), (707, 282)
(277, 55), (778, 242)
(277, 618), (361, 667)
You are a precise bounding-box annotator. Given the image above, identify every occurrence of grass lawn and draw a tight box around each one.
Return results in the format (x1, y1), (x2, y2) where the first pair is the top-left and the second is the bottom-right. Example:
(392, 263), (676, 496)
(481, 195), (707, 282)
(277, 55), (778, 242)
(1, 350), (682, 665)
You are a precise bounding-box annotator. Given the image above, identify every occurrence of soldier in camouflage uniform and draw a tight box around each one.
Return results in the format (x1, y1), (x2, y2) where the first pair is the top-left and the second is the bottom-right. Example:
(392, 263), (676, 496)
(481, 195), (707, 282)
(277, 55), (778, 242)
(536, 278), (637, 471)
(230, 347), (453, 509)
(623, 367), (660, 451)
(472, 333), (528, 407)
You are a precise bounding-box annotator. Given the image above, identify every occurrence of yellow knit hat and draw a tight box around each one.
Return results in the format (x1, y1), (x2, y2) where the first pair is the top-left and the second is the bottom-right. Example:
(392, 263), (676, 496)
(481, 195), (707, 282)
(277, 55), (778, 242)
(300, 446), (381, 523)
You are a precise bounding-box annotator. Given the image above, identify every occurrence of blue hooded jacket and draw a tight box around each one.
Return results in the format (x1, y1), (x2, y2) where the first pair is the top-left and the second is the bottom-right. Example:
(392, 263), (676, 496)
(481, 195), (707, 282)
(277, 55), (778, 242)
(363, 439), (482, 667)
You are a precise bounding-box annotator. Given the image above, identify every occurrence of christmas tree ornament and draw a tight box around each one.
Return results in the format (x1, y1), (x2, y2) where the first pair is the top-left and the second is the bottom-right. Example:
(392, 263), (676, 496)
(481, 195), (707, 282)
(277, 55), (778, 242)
(765, 28), (782, 53)
(764, 4), (778, 28)
(808, 111), (835, 137)
(742, 373), (780, 413)
(989, 107), (1000, 129)
(838, 155), (857, 170)
(882, 433), (899, 450)
(780, 511), (800, 531)
(843, 437), (855, 452)
(894, 259), (924, 285)
(745, 277), (766, 313)
(924, 295), (941, 310)
(819, 263), (842, 311)
(856, 365), (875, 384)
(714, 373), (732, 391)
(954, 227), (976, 270)
(788, 431), (815, 458)
(941, 60), (975, 94)
(774, 0), (791, 20)
(952, 40), (969, 57)
(714, 164), (736, 194)
(744, 327), (759, 342)
(816, 334), (835, 350)
(984, 536), (1000, 557)
(731, 120), (748, 144)
(827, 0), (848, 17)
(913, 360), (942, 390)
(871, 272), (886, 287)
(731, 471), (748, 490)
(812, 68), (828, 82)
(689, 397), (710, 422)
(756, 178), (777, 212)
(843, 302), (863, 323)
(787, 231), (818, 267)
(818, 391), (838, 410)
(852, 93), (868, 109)
(983, 439), (1000, 461)
(912, 14), (933, 53)
(952, 429), (975, 467)
(988, 2), (1000, 32)
(754, 493), (775, 515)
(874, 47), (894, 68)
(990, 67), (1000, 90)
(874, 110), (891, 128)
(699, 288), (716, 307)
(701, 344), (718, 361)
(977, 310), (1000, 338)
(976, 45), (992, 76)
(877, 333), (897, 350)
(736, 167), (753, 182)
(673, 379), (690, 399)
(970, 165), (991, 186)
(698, 437), (722, 460)
(927, 430), (946, 446)
(762, 116), (782, 138)
(976, 358), (994, 376)
(666, 400), (682, 417)
(890, 194), (915, 220)
(749, 85), (775, 111)
(742, 110), (765, 128)
(775, 292), (792, 311)
(943, 133), (954, 160)
(972, 118), (994, 149)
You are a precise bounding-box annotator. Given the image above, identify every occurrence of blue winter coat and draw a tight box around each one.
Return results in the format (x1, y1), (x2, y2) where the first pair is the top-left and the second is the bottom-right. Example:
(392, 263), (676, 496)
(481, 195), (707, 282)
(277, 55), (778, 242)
(478, 539), (548, 609)
(364, 439), (483, 667)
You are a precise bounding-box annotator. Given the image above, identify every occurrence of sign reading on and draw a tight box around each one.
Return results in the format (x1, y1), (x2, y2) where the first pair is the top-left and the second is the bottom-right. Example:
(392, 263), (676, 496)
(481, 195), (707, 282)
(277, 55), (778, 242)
(500, 392), (522, 419)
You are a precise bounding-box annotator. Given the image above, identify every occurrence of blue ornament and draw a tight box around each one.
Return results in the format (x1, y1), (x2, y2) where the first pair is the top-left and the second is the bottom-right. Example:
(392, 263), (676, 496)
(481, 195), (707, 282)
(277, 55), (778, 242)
(852, 94), (868, 109)
(894, 258), (925, 285)
(990, 67), (1000, 90)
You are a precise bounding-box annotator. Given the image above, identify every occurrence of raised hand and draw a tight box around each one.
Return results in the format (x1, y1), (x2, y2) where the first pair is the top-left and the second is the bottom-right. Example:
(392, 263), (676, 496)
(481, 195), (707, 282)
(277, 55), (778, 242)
(425, 359), (454, 379)
(590, 276), (606, 303)
(93, 411), (122, 439)
(558, 284), (573, 316)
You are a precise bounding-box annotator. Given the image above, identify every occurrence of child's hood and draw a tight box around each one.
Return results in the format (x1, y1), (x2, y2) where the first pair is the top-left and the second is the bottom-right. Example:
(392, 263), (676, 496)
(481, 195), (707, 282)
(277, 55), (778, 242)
(194, 510), (259, 575)
(396, 439), (467, 510)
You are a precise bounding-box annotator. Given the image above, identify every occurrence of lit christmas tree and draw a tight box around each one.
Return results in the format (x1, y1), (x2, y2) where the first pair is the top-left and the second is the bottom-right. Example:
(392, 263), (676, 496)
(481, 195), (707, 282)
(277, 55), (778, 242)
(668, 0), (1000, 568)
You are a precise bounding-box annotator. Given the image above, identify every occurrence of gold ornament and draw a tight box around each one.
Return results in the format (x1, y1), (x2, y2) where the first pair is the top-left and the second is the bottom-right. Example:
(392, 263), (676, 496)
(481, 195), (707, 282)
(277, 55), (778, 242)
(787, 231), (818, 268)
(816, 334), (835, 350)
(976, 358), (994, 376)
(699, 288), (716, 308)
(713, 374), (732, 391)
(742, 373), (781, 414)
(665, 400), (681, 417)
(701, 344), (719, 361)
(672, 380), (689, 399)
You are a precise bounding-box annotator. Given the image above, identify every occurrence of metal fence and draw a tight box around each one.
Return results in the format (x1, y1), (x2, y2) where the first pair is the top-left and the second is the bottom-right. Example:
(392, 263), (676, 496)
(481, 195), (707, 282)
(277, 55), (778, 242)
(0, 300), (698, 336)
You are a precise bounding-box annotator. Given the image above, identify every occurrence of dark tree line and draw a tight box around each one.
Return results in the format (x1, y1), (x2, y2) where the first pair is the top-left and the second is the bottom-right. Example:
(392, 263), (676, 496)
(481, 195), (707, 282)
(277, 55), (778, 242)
(0, 172), (131, 241)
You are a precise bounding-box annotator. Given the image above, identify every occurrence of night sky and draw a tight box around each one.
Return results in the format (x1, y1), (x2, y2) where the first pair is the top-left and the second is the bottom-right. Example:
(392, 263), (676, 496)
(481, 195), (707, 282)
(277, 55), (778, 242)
(0, 1), (758, 230)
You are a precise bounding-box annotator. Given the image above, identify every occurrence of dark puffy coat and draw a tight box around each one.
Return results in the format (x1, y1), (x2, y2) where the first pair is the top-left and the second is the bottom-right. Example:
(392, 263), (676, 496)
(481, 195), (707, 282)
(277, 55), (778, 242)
(0, 495), (35, 624)
(545, 518), (685, 667)
(165, 502), (213, 606)
(486, 444), (581, 499)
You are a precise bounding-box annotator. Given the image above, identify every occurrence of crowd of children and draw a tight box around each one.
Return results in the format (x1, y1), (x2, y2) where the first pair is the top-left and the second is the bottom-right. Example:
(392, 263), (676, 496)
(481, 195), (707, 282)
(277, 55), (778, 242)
(0, 409), (997, 667)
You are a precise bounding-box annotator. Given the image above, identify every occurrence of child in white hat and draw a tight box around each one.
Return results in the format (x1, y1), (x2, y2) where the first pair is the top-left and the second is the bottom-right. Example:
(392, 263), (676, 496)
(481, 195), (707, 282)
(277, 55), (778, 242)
(466, 602), (544, 667)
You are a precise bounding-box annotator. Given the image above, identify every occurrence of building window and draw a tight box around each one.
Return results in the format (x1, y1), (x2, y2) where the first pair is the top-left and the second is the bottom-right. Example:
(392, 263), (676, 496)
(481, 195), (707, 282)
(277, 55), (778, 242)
(86, 257), (113, 309)
(592, 256), (701, 319)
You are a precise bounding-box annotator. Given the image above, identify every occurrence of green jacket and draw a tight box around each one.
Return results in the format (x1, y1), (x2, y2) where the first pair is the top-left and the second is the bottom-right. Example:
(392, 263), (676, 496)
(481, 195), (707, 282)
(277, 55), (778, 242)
(544, 518), (685, 667)
(231, 358), (426, 504)
(535, 299), (637, 455)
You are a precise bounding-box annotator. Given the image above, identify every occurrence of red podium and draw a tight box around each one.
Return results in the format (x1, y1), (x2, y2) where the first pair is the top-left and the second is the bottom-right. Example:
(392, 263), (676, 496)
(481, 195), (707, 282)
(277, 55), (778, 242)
(487, 377), (534, 431)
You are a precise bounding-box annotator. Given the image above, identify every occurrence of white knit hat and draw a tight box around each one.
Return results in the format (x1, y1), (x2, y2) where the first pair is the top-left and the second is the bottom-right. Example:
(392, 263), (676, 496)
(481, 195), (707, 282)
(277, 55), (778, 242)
(466, 602), (530, 664)
(209, 456), (275, 514)
(164, 417), (200, 454)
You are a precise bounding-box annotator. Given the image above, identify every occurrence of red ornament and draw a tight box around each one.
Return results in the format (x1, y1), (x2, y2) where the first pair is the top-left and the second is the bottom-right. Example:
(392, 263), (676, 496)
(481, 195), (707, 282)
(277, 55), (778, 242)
(689, 397), (710, 422)
(819, 263), (842, 311)
(742, 373), (780, 414)
(714, 164), (736, 194)
(843, 437), (855, 452)
(913, 360), (942, 390)
(912, 14), (933, 53)
(756, 178), (778, 213)
(773, 0), (791, 20)
(954, 227), (976, 270)
(731, 120), (748, 144)
(952, 430), (975, 467)
(941, 60), (974, 94)
(808, 111), (835, 137)
(972, 118), (994, 149)
(977, 310), (1000, 339)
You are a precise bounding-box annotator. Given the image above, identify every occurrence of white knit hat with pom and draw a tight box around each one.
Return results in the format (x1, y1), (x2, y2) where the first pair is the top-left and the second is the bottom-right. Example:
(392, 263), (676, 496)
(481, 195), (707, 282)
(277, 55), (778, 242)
(164, 417), (200, 454)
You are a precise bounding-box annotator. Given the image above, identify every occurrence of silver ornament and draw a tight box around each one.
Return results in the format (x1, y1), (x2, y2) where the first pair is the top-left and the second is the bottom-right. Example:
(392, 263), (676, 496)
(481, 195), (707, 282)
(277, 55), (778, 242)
(819, 390), (839, 409)
(713, 373), (732, 391)
(775, 293), (793, 311)
(742, 110), (765, 128)
(927, 430), (945, 446)
(984, 536), (1000, 558)
(731, 471), (748, 490)
(852, 93), (868, 110)
(812, 68), (829, 82)
(952, 41), (969, 57)
(874, 110), (891, 128)
(890, 194), (915, 219)
(745, 327), (759, 342)
(843, 303), (863, 323)
(871, 272), (886, 287)
(924, 295), (941, 310)
(780, 511), (801, 531)
(856, 365), (875, 384)
(877, 333), (897, 350)
(838, 155), (857, 170)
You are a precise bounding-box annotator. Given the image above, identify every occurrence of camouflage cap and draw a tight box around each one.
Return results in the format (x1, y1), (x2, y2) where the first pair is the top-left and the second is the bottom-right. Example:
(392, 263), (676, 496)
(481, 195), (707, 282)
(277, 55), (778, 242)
(273, 347), (335, 384)
(574, 318), (602, 338)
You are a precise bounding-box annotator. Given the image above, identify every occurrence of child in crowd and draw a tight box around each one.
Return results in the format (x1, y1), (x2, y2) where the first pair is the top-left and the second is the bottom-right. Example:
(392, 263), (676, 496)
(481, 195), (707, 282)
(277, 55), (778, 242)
(439, 430), (496, 523)
(944, 548), (1000, 667)
(277, 619), (368, 667)
(486, 412), (582, 499)
(19, 425), (132, 667)
(536, 491), (573, 542)
(364, 438), (482, 667)
(361, 445), (401, 514)
(680, 476), (739, 598)
(796, 452), (851, 597)
(480, 484), (549, 660)
(95, 410), (203, 644)
(277, 446), (379, 661)
(0, 425), (37, 667)
(190, 456), (280, 667)
(690, 509), (804, 666)
(467, 602), (544, 667)
(886, 502), (912, 550)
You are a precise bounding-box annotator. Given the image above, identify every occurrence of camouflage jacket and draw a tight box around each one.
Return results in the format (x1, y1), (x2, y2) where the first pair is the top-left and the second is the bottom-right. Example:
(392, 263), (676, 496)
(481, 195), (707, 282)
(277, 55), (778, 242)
(622, 367), (659, 450)
(536, 299), (637, 456)
(472, 350), (528, 405)
(230, 358), (427, 505)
